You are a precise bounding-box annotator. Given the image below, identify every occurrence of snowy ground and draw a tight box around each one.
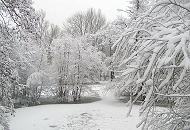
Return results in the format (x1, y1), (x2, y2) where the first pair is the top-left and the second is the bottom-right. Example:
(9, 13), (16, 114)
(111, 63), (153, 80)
(10, 83), (142, 130)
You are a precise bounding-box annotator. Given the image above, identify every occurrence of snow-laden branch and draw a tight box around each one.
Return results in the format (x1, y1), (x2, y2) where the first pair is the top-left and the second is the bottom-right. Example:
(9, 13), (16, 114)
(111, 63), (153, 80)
(155, 93), (190, 97)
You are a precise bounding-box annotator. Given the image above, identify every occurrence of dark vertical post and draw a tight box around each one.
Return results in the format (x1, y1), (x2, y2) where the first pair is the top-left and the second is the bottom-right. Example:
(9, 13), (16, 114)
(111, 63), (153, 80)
(109, 39), (114, 81)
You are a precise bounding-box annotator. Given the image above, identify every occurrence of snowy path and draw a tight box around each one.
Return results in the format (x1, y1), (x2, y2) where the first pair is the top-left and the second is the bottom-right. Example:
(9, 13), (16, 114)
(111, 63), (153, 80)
(10, 83), (141, 130)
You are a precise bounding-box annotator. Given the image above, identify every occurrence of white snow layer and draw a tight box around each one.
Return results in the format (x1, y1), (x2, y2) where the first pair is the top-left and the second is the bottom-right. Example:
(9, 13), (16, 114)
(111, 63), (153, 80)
(10, 84), (142, 130)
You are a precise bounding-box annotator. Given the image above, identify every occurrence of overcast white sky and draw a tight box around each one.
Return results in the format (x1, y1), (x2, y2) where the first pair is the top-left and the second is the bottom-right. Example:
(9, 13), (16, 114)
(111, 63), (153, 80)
(33, 0), (128, 26)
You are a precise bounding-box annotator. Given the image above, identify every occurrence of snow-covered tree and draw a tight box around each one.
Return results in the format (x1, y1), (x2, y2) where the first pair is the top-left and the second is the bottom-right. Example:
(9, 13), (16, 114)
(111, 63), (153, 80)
(52, 35), (106, 102)
(64, 8), (106, 37)
(0, 0), (40, 129)
(113, 0), (190, 129)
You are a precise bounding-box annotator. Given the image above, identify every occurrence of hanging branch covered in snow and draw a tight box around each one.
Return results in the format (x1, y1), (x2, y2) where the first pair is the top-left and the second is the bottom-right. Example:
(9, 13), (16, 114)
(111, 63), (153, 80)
(113, 0), (190, 129)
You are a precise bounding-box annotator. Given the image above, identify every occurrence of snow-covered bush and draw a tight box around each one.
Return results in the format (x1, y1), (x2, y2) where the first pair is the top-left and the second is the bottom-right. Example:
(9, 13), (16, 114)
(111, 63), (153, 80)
(113, 0), (190, 129)
(26, 72), (47, 105)
(0, 106), (10, 130)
